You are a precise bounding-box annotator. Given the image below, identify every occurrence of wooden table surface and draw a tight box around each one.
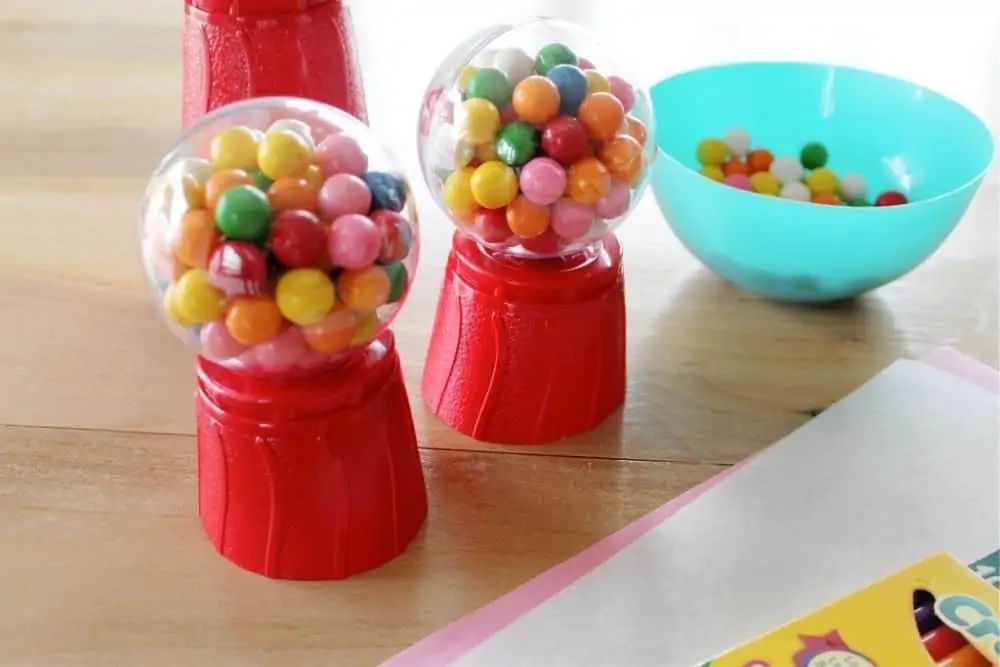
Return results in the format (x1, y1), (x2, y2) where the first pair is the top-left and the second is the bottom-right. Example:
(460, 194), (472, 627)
(0, 1), (996, 665)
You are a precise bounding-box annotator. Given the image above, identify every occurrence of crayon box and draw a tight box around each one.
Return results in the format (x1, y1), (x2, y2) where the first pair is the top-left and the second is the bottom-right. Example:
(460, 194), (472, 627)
(701, 552), (1000, 666)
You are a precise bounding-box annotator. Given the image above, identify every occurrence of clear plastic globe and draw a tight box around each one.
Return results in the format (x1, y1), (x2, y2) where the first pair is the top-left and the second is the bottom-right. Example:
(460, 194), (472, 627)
(417, 17), (654, 259)
(139, 97), (419, 375)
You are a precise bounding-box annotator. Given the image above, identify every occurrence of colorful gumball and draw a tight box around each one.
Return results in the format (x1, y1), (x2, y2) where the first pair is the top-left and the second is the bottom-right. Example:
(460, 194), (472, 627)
(806, 168), (839, 195)
(812, 192), (841, 205)
(211, 126), (259, 172)
(369, 210), (412, 263)
(519, 157), (567, 206)
(746, 149), (774, 174)
(457, 98), (501, 144)
(200, 319), (248, 360)
(584, 70), (611, 94)
(625, 116), (647, 147)
(495, 122), (540, 167)
(506, 195), (552, 238)
(492, 47), (535, 85)
(750, 171), (781, 196)
(534, 42), (578, 76)
(700, 165), (725, 182)
(328, 214), (382, 270)
(214, 184), (272, 240)
(512, 76), (561, 125)
(302, 308), (357, 353)
(780, 181), (812, 202)
(208, 241), (268, 295)
(594, 179), (630, 219)
(205, 169), (256, 209)
(318, 173), (372, 219)
(172, 209), (220, 268)
(566, 157), (611, 204)
(226, 295), (284, 345)
(276, 267), (336, 325)
(547, 65), (589, 115)
(577, 92), (625, 141)
(696, 139), (728, 167)
(839, 173), (868, 202)
(470, 161), (519, 209)
(875, 190), (908, 206)
(550, 199), (594, 240)
(723, 174), (753, 191)
(598, 135), (643, 182)
(268, 177), (319, 213)
(269, 210), (327, 268)
(337, 266), (391, 311)
(606, 76), (635, 113)
(769, 156), (804, 185)
(541, 116), (589, 165)
(258, 129), (312, 180)
(465, 67), (514, 109)
(474, 207), (514, 243)
(800, 142), (828, 170)
(722, 128), (750, 158)
(722, 158), (749, 177)
(315, 133), (368, 177)
(443, 167), (477, 214)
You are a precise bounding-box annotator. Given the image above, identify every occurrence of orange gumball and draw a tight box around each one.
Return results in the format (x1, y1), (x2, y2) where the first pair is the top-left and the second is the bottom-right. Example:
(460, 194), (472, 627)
(268, 177), (319, 213)
(337, 266), (391, 311)
(303, 307), (357, 353)
(205, 169), (256, 209)
(722, 158), (749, 177)
(506, 195), (552, 238)
(577, 92), (625, 142)
(625, 116), (647, 147)
(746, 149), (774, 174)
(172, 209), (220, 268)
(812, 192), (842, 205)
(225, 295), (284, 345)
(567, 157), (611, 204)
(512, 76), (561, 125)
(598, 135), (643, 182)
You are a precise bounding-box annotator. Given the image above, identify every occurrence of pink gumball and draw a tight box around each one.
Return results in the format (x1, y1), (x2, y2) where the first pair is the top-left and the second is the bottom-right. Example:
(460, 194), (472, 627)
(578, 57), (596, 70)
(200, 319), (248, 360)
(608, 76), (635, 113)
(550, 199), (595, 240)
(315, 133), (369, 176)
(253, 327), (307, 374)
(724, 174), (754, 191)
(318, 174), (372, 220)
(519, 157), (567, 206)
(594, 179), (631, 219)
(328, 214), (381, 269)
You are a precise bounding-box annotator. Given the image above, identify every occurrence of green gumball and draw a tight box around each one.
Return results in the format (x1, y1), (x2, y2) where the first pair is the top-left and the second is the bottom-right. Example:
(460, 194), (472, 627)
(800, 142), (829, 170)
(494, 122), (540, 167)
(465, 67), (514, 109)
(534, 43), (578, 76)
(214, 185), (272, 241)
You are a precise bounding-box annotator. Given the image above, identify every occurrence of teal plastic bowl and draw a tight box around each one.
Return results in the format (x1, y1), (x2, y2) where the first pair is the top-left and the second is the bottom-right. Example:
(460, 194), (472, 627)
(650, 62), (995, 302)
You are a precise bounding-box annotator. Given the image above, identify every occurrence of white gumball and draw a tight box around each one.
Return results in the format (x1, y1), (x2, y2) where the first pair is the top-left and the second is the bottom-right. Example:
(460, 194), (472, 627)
(432, 124), (475, 169)
(723, 127), (750, 157)
(472, 48), (498, 67)
(770, 156), (805, 185)
(491, 47), (535, 85)
(839, 173), (868, 201)
(267, 118), (316, 152)
(780, 181), (812, 202)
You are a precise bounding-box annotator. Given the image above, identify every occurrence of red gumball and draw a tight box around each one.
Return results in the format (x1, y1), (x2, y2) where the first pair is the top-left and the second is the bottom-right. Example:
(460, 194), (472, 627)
(370, 209), (411, 263)
(541, 116), (589, 165)
(473, 207), (514, 244)
(875, 190), (909, 206)
(268, 210), (327, 267)
(208, 241), (269, 295)
(519, 226), (564, 255)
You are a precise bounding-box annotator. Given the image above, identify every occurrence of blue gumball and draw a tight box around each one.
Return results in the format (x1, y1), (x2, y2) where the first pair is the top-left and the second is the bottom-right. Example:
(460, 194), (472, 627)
(546, 64), (588, 115)
(363, 171), (408, 212)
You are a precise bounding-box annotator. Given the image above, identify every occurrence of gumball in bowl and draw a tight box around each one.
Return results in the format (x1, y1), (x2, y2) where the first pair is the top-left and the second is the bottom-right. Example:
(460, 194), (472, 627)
(649, 62), (995, 302)
(139, 97), (426, 580)
(417, 16), (654, 445)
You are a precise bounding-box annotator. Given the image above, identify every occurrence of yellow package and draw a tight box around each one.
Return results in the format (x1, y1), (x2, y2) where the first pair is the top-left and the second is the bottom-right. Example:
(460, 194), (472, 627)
(703, 553), (999, 666)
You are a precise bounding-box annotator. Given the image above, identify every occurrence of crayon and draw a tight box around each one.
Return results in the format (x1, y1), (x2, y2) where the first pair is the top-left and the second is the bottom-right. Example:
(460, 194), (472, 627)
(915, 602), (945, 635)
(923, 624), (974, 661)
(936, 643), (991, 667)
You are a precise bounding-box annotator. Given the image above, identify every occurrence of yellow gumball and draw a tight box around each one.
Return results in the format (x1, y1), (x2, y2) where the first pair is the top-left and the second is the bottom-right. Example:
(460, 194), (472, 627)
(443, 167), (477, 214)
(257, 129), (313, 181)
(471, 160), (518, 209)
(806, 168), (839, 195)
(750, 171), (781, 196)
(696, 138), (729, 167)
(475, 141), (498, 163)
(162, 283), (196, 328)
(305, 164), (324, 189)
(700, 165), (725, 182)
(210, 126), (260, 172)
(458, 65), (478, 90)
(172, 268), (225, 324)
(275, 268), (336, 326)
(349, 311), (380, 346)
(585, 70), (611, 94)
(457, 98), (500, 144)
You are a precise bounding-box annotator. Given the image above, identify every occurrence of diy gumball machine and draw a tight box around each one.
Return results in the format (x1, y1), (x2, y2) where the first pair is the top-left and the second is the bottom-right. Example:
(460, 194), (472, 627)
(182, 0), (367, 126)
(418, 17), (655, 445)
(139, 97), (426, 580)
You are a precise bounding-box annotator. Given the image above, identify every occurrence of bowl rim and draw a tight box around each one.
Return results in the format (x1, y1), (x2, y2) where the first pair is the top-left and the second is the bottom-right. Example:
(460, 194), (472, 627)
(649, 60), (997, 213)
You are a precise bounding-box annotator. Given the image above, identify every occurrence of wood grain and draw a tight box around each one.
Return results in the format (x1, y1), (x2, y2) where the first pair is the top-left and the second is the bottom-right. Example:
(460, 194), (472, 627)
(0, 0), (996, 664)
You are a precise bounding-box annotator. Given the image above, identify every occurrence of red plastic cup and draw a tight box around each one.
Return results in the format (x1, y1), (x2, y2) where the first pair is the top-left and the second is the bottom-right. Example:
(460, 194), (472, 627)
(196, 331), (427, 580)
(182, 0), (367, 126)
(422, 233), (627, 445)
